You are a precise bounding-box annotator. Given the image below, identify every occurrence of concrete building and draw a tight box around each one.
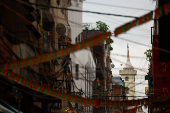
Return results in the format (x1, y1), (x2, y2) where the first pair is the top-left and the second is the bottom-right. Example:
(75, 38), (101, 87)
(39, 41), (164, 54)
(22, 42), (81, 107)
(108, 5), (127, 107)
(0, 0), (72, 112)
(68, 0), (85, 44)
(80, 30), (113, 113)
(149, 0), (170, 112)
(68, 0), (96, 112)
(119, 44), (137, 100)
(70, 49), (96, 112)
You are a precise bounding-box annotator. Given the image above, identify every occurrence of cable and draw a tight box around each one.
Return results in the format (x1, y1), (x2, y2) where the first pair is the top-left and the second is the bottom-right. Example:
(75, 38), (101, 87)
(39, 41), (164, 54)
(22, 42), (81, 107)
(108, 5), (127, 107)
(126, 43), (150, 88)
(109, 2), (154, 32)
(127, 64), (165, 92)
(110, 53), (146, 59)
(56, 76), (67, 90)
(2, 0), (170, 62)
(70, 56), (167, 95)
(124, 60), (148, 91)
(0, 0), (163, 97)
(0, 77), (63, 100)
(0, 0), (153, 103)
(83, 8), (151, 33)
(84, 2), (153, 11)
(1, 23), (154, 77)
(15, 0), (139, 18)
(114, 36), (170, 55)
(114, 36), (151, 47)
(122, 33), (150, 38)
(70, 61), (148, 95)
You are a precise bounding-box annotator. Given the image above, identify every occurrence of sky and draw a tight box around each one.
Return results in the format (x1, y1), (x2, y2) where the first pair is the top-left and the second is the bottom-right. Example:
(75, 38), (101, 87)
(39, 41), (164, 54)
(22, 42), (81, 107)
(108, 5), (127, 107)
(82, 0), (156, 100)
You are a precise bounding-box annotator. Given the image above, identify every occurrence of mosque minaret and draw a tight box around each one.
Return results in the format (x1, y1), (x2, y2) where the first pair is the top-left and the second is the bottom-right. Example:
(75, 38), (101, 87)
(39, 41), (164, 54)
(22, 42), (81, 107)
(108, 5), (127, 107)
(119, 44), (137, 100)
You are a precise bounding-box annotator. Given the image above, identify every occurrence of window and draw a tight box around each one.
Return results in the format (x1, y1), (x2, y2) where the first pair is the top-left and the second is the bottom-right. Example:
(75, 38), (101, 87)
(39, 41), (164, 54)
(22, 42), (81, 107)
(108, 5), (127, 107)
(125, 77), (129, 81)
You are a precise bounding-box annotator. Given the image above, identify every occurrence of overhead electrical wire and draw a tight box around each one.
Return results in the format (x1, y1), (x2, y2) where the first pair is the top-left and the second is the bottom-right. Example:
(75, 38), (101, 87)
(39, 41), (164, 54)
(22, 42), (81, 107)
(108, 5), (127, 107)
(126, 42), (150, 88)
(114, 36), (151, 47)
(3, 27), (152, 78)
(0, 31), (157, 95)
(71, 56), (169, 92)
(124, 61), (148, 89)
(0, 39), (151, 96)
(110, 53), (146, 59)
(0, 2), (163, 107)
(3, 0), (170, 59)
(0, 77), (68, 100)
(70, 61), (150, 95)
(84, 1), (153, 11)
(114, 3), (153, 87)
(128, 63), (166, 91)
(83, 8), (151, 33)
(123, 61), (170, 91)
(0, 33), (156, 75)
(29, 67), (164, 95)
(122, 33), (150, 38)
(16, 0), (138, 18)
(109, 2), (154, 32)
(111, 36), (170, 89)
(70, 60), (144, 93)
(7, 0), (161, 56)
(0, 0), (166, 98)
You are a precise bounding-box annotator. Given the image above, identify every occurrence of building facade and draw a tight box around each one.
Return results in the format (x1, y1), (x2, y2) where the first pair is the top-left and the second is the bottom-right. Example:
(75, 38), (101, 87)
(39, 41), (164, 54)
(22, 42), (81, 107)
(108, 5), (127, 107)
(0, 0), (72, 112)
(68, 0), (85, 44)
(80, 30), (113, 113)
(68, 0), (97, 112)
(148, 0), (170, 112)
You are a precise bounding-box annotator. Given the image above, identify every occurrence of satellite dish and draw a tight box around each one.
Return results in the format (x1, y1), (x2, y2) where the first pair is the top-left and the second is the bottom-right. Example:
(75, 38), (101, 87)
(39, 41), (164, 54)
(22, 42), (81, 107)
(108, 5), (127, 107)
(56, 23), (66, 36)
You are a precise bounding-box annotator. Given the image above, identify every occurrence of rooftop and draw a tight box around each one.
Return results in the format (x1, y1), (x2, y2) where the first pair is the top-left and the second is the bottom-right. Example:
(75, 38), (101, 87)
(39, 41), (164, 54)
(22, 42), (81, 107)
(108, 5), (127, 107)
(112, 76), (124, 86)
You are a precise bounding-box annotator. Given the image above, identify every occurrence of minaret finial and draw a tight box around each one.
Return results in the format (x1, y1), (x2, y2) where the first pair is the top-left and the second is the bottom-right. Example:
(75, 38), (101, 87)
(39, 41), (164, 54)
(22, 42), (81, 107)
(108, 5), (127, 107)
(127, 43), (130, 61)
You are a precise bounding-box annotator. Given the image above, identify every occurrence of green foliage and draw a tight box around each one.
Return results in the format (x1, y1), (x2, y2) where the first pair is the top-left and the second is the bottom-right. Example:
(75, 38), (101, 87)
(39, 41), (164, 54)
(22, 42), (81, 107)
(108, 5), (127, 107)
(108, 44), (113, 51)
(106, 37), (114, 50)
(83, 21), (113, 51)
(83, 23), (90, 30)
(96, 21), (113, 51)
(106, 37), (114, 44)
(144, 49), (152, 60)
(144, 49), (152, 78)
(96, 21), (109, 31)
